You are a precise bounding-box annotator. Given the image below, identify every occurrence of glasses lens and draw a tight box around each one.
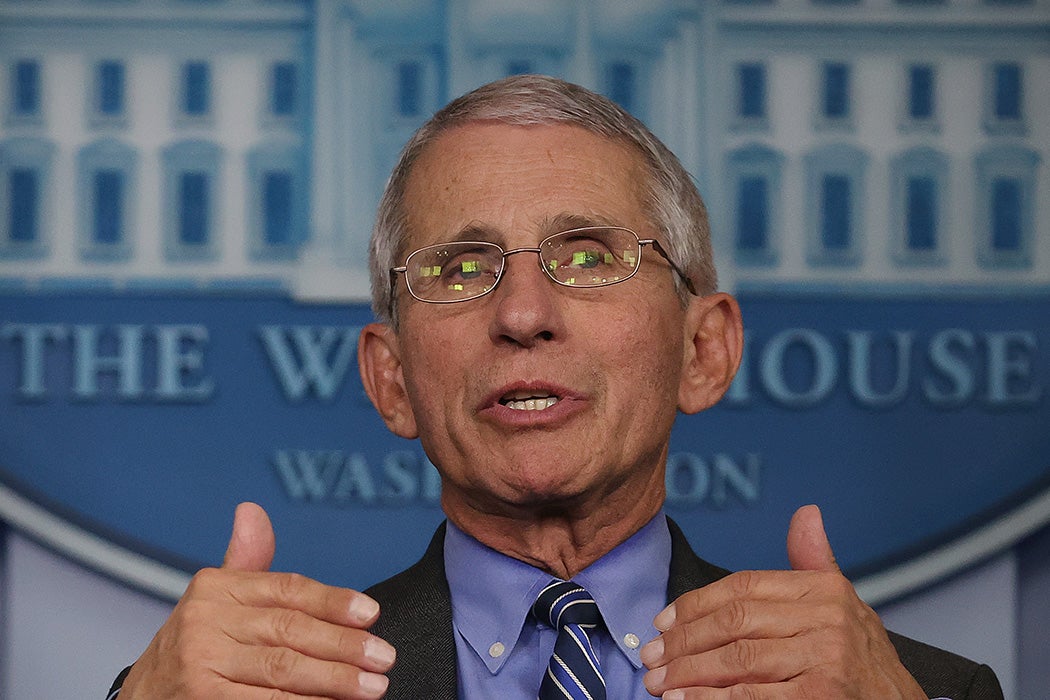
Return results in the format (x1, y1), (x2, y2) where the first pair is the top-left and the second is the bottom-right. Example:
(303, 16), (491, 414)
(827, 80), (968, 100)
(541, 227), (640, 287)
(405, 242), (503, 302)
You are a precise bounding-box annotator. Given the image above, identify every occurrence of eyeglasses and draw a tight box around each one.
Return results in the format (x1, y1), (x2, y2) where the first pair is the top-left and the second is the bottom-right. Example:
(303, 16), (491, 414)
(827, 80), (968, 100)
(390, 226), (697, 308)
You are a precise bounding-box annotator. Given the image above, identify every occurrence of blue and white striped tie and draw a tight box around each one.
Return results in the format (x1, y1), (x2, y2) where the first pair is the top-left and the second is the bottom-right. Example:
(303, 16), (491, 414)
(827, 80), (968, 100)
(533, 580), (607, 700)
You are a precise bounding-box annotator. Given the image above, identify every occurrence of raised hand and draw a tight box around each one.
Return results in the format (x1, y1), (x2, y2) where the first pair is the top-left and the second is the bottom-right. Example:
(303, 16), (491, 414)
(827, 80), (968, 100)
(641, 505), (925, 699)
(118, 502), (396, 699)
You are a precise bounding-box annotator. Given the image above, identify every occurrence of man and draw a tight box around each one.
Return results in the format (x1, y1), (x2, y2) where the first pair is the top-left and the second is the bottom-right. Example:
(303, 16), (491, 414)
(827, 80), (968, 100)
(111, 75), (1002, 699)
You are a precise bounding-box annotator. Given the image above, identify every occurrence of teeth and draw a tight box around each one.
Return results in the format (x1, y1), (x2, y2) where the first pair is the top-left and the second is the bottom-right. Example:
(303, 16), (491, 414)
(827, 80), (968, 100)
(505, 397), (559, 411)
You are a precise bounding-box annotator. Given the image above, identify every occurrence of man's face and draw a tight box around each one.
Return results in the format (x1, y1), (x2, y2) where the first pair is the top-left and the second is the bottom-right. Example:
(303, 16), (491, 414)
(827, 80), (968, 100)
(382, 122), (698, 521)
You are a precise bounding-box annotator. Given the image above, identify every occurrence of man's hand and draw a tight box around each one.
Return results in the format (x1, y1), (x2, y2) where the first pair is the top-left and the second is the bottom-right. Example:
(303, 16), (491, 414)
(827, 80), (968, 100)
(119, 502), (396, 699)
(640, 505), (925, 699)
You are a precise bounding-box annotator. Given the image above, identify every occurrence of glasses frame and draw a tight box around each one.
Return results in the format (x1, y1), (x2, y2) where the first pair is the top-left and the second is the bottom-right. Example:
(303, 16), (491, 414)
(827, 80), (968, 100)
(389, 226), (697, 314)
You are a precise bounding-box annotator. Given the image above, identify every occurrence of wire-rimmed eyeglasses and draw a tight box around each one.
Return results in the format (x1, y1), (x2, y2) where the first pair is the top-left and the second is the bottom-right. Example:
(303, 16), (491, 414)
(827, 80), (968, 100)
(389, 226), (697, 310)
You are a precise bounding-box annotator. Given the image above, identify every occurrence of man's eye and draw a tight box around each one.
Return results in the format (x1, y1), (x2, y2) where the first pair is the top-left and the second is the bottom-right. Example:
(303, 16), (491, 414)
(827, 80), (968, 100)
(451, 259), (481, 279)
(569, 248), (615, 269)
(444, 258), (489, 280)
(416, 264), (442, 278)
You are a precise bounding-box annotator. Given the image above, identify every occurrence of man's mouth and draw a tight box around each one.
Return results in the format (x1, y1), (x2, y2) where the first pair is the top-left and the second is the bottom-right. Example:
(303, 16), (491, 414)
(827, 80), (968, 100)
(500, 391), (560, 411)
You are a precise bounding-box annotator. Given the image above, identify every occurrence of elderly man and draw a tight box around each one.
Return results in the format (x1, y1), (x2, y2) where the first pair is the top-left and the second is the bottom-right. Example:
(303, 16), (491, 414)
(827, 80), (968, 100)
(111, 75), (1002, 699)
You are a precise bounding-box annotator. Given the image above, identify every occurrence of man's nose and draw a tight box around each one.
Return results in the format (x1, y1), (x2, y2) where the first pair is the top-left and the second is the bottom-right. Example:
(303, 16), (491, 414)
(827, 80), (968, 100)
(487, 251), (565, 348)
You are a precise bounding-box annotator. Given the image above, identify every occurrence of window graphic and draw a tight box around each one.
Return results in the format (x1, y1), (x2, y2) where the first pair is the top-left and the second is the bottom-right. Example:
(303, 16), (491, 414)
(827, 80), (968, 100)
(178, 172), (209, 246)
(821, 62), (851, 121)
(8, 168), (38, 244)
(181, 62), (211, 117)
(92, 170), (124, 245)
(270, 62), (298, 118)
(247, 144), (304, 260)
(905, 176), (937, 251)
(994, 63), (1022, 120)
(975, 145), (1039, 268)
(606, 62), (635, 114)
(907, 64), (935, 121)
(891, 148), (948, 265)
(821, 174), (851, 250)
(506, 59), (534, 76)
(163, 140), (221, 261)
(397, 61), (422, 118)
(738, 63), (766, 120)
(985, 61), (1025, 134)
(991, 178), (1023, 254)
(805, 144), (867, 265)
(263, 171), (293, 246)
(11, 60), (42, 120)
(738, 176), (769, 253)
(0, 137), (54, 258)
(77, 139), (136, 260)
(727, 145), (783, 266)
(96, 60), (126, 118)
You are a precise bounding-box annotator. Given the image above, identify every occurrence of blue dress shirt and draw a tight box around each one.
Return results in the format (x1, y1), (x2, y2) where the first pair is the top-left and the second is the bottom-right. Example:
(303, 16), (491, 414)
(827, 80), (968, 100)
(444, 513), (672, 699)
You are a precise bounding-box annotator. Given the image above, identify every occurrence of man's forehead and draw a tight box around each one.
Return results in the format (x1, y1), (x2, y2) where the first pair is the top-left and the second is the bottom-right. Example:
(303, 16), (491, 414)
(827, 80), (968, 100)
(413, 120), (645, 181)
(399, 121), (650, 244)
(436, 212), (623, 245)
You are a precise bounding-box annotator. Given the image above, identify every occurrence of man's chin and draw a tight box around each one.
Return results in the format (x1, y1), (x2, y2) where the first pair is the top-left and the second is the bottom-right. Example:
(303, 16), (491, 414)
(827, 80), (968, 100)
(450, 477), (592, 517)
(493, 478), (603, 516)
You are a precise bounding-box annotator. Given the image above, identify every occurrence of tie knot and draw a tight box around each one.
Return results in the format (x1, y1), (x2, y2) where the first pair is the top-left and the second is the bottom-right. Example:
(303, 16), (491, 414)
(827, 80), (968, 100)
(533, 580), (603, 629)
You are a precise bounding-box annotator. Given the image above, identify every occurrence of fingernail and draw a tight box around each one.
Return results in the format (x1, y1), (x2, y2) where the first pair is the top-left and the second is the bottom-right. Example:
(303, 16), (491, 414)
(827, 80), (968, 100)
(639, 637), (664, 667)
(654, 603), (676, 631)
(643, 665), (666, 692)
(664, 690), (685, 700)
(349, 595), (380, 624)
(358, 671), (389, 697)
(364, 636), (397, 669)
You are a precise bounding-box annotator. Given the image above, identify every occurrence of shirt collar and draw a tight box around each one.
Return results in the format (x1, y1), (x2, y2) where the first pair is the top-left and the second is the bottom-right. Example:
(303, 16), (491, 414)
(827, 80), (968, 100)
(444, 513), (671, 673)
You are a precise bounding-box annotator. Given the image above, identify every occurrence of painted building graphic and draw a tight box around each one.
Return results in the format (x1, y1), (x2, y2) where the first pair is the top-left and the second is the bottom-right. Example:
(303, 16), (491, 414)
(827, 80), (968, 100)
(2, 1), (1046, 297)
(1, 3), (1049, 697)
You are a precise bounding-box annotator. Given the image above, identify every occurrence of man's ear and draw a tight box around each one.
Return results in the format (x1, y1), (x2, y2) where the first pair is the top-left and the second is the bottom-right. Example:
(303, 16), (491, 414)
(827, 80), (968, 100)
(678, 292), (744, 414)
(358, 322), (419, 439)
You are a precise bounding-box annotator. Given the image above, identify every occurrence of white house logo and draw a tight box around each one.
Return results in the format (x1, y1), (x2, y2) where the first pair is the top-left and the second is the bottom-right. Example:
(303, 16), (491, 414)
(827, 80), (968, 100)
(0, 2), (1047, 604)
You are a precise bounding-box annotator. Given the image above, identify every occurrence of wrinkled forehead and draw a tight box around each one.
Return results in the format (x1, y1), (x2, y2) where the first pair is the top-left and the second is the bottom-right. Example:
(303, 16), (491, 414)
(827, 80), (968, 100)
(396, 121), (654, 254)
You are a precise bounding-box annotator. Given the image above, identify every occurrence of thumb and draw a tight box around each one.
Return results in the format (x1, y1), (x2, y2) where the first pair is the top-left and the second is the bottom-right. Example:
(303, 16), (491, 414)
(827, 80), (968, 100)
(222, 502), (275, 572)
(786, 504), (838, 572)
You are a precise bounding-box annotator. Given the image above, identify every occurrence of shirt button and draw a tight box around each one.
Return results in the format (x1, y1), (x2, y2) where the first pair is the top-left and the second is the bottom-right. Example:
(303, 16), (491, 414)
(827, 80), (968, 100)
(624, 633), (641, 649)
(489, 642), (506, 658)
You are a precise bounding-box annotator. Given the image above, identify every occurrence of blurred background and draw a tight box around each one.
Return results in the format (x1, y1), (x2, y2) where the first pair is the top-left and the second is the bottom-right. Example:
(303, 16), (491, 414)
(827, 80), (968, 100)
(1, 1), (1047, 697)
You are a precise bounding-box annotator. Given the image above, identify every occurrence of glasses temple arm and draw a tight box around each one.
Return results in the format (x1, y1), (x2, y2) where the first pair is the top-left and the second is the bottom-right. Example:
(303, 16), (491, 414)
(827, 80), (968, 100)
(646, 240), (698, 296)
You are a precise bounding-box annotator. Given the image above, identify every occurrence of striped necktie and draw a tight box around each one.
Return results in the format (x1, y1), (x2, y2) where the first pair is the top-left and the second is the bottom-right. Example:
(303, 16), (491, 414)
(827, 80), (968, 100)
(533, 580), (607, 700)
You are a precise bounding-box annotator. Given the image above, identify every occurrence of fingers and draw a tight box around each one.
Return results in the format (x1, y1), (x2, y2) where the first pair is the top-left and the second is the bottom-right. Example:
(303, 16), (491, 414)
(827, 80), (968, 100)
(220, 603), (395, 672)
(119, 503), (396, 700)
(223, 502), (277, 572)
(643, 635), (817, 695)
(222, 642), (392, 699)
(186, 567), (382, 630)
(643, 598), (842, 668)
(786, 504), (837, 572)
(641, 507), (925, 699)
(125, 574), (393, 699)
(645, 682), (796, 700)
(655, 567), (855, 634)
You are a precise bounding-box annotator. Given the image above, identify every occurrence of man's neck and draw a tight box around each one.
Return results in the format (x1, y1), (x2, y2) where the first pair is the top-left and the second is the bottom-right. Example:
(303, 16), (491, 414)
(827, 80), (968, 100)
(442, 484), (665, 580)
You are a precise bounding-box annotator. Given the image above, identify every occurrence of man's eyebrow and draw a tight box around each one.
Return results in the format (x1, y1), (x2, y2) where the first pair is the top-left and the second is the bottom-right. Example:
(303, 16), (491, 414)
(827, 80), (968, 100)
(543, 213), (618, 233)
(446, 214), (619, 244)
(451, 222), (500, 242)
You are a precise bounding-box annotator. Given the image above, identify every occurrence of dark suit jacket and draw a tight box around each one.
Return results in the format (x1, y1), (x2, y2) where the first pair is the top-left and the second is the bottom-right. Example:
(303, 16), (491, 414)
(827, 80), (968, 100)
(366, 519), (1004, 700)
(108, 518), (1004, 699)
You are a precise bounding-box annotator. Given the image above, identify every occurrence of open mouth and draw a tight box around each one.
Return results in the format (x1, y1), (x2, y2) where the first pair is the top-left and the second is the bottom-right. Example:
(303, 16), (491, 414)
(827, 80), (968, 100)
(500, 391), (560, 411)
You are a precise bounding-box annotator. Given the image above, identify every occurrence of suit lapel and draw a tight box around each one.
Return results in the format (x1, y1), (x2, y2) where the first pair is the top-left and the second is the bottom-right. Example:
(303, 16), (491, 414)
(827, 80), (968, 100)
(368, 517), (728, 699)
(666, 516), (731, 602)
(366, 522), (459, 700)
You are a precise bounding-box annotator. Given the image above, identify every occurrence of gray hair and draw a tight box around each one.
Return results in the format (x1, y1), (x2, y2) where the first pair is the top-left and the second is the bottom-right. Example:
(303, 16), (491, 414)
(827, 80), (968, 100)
(369, 74), (717, 324)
